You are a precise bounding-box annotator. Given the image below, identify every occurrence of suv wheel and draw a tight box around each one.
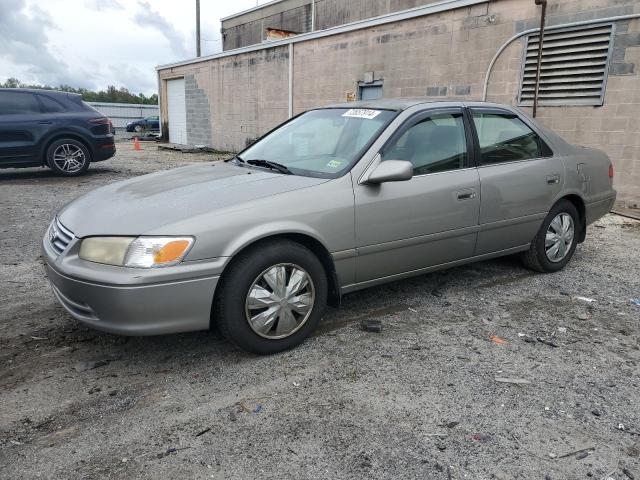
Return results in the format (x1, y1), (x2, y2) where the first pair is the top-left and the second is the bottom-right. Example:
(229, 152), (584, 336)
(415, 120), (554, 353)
(214, 240), (328, 354)
(47, 139), (91, 176)
(522, 199), (580, 273)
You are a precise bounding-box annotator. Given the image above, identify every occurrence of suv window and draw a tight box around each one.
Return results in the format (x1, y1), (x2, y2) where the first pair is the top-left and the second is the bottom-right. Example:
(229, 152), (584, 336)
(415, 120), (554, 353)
(38, 95), (67, 113)
(382, 112), (468, 175)
(472, 112), (548, 165)
(0, 91), (41, 115)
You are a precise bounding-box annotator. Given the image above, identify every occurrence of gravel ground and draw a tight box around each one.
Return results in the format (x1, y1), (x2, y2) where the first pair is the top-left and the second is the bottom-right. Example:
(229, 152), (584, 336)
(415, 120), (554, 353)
(1, 143), (639, 480)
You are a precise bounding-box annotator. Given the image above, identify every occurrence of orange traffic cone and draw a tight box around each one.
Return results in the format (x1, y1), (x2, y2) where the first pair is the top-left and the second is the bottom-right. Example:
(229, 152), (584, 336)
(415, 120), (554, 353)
(133, 137), (141, 151)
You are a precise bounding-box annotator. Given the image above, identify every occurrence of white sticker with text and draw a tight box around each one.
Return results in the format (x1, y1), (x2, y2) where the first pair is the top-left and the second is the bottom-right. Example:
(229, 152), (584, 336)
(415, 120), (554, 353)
(342, 109), (382, 120)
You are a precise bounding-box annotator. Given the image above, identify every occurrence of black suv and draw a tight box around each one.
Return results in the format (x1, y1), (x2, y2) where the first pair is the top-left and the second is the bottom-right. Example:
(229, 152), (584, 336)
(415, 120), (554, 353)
(0, 88), (115, 176)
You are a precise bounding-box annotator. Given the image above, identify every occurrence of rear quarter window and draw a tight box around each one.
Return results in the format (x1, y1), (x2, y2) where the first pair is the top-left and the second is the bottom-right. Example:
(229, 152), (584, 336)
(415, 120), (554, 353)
(38, 95), (67, 113)
(81, 101), (101, 113)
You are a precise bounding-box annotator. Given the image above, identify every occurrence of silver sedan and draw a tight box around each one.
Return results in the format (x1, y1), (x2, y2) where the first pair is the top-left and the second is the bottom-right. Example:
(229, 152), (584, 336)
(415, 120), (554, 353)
(43, 100), (617, 354)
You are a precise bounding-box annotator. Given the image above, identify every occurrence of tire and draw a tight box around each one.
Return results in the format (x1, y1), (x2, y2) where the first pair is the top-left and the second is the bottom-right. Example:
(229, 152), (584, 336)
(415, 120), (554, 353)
(134, 125), (144, 133)
(46, 139), (91, 176)
(214, 240), (328, 354)
(522, 199), (580, 273)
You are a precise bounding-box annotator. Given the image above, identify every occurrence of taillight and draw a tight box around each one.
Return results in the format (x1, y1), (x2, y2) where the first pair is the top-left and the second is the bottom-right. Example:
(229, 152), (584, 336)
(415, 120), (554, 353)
(89, 117), (110, 125)
(608, 164), (614, 178)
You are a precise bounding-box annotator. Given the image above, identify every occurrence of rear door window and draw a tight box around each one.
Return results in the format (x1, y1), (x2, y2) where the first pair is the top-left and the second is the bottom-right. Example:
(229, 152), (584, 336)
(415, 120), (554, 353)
(471, 112), (550, 165)
(0, 91), (41, 115)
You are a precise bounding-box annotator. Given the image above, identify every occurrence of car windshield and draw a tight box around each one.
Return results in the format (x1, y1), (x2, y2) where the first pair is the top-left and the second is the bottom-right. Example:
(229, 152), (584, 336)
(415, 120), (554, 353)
(239, 108), (397, 177)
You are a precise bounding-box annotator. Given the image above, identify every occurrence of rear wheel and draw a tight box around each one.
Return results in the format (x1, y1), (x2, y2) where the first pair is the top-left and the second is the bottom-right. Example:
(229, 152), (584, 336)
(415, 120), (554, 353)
(214, 240), (328, 354)
(522, 199), (579, 272)
(47, 139), (91, 176)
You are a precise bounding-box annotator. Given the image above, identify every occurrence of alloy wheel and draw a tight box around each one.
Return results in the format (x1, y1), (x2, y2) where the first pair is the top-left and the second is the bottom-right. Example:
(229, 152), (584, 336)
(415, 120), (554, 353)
(52, 144), (86, 174)
(245, 263), (315, 339)
(545, 213), (575, 262)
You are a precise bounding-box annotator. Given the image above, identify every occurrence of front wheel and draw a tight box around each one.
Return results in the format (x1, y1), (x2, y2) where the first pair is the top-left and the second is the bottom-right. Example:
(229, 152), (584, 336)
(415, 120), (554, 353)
(214, 240), (328, 354)
(522, 199), (580, 272)
(46, 139), (91, 176)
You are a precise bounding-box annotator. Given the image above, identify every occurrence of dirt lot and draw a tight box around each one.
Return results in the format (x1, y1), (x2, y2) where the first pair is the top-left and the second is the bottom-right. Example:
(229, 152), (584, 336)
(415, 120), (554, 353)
(1, 143), (639, 480)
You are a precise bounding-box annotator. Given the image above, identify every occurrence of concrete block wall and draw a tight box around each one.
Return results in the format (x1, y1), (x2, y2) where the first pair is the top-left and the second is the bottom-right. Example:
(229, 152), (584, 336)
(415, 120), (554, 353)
(202, 47), (290, 151)
(159, 0), (640, 203)
(209, 47), (290, 150)
(503, 0), (640, 205)
(223, 3), (313, 50)
(185, 73), (213, 146)
(292, 3), (510, 111)
(222, 0), (445, 50)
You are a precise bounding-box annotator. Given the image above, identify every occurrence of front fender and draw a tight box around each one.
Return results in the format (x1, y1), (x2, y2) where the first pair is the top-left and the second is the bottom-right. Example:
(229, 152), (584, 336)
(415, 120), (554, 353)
(219, 221), (331, 259)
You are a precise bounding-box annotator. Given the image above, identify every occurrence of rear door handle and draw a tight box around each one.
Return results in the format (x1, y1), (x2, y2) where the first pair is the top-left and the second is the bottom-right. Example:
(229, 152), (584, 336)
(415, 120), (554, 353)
(39, 121), (53, 125)
(456, 189), (477, 201)
(546, 174), (560, 185)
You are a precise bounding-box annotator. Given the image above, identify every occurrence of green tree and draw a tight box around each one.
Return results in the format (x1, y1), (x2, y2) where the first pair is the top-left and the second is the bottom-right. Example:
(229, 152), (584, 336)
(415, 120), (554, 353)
(0, 78), (158, 105)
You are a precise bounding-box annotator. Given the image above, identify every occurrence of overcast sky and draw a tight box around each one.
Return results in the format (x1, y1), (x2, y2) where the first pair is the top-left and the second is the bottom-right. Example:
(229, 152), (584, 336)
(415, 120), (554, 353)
(0, 0), (264, 95)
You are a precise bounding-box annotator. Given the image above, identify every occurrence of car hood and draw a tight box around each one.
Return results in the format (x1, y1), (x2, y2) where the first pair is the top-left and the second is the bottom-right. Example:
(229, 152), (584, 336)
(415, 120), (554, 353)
(58, 162), (328, 237)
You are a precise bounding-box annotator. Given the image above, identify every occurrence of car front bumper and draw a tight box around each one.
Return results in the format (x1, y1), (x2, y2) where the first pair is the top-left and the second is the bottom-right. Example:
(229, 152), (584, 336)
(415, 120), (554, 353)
(42, 234), (222, 336)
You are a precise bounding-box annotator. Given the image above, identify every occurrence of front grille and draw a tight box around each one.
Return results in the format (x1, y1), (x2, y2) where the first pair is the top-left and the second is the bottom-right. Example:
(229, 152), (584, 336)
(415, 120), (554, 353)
(49, 218), (74, 255)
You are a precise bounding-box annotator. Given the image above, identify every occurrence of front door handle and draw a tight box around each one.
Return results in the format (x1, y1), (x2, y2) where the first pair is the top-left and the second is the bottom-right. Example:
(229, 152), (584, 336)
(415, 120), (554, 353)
(546, 174), (560, 185)
(39, 121), (53, 125)
(456, 189), (477, 201)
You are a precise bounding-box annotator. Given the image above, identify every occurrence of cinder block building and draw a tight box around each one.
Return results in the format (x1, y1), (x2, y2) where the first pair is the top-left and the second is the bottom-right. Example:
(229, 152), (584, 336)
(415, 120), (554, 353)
(156, 0), (640, 204)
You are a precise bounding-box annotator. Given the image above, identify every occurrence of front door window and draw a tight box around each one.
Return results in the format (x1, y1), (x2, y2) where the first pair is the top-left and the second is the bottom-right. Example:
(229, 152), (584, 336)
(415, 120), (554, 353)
(381, 112), (468, 175)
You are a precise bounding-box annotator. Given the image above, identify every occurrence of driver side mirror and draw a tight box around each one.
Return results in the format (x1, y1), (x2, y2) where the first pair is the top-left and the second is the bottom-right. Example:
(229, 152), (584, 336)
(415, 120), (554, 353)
(366, 160), (413, 184)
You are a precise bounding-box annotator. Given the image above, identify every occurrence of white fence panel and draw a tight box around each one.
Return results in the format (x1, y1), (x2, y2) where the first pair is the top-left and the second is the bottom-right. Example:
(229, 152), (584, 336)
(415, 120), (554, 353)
(87, 102), (159, 128)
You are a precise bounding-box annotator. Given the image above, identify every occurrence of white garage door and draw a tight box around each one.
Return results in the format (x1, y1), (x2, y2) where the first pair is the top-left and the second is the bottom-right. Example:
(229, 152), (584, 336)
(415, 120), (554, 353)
(167, 78), (187, 145)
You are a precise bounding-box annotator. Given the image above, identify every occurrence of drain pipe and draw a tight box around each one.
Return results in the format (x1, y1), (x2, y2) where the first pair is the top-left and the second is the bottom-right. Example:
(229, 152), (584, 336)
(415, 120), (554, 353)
(288, 43), (294, 118)
(532, 0), (547, 118)
(482, 13), (640, 102)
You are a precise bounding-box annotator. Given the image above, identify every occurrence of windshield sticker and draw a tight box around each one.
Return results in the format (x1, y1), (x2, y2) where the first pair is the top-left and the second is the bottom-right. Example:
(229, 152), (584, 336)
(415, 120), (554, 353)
(327, 159), (343, 169)
(342, 109), (382, 120)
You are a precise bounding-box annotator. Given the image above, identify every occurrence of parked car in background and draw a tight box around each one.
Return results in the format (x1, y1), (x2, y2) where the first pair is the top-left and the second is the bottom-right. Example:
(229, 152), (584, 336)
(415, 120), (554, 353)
(126, 116), (159, 132)
(0, 88), (115, 176)
(43, 99), (616, 354)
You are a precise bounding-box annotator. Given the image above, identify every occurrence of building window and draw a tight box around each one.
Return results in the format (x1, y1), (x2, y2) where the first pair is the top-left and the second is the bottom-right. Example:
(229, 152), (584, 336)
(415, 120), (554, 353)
(518, 23), (614, 107)
(358, 81), (383, 101)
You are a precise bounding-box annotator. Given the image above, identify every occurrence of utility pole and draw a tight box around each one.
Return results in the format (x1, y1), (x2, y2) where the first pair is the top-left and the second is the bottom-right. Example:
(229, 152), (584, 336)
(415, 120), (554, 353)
(196, 0), (201, 57)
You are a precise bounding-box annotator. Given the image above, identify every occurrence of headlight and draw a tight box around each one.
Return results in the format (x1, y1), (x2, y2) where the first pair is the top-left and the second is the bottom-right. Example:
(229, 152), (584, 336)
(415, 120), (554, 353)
(79, 236), (194, 268)
(78, 237), (133, 266)
(124, 237), (194, 268)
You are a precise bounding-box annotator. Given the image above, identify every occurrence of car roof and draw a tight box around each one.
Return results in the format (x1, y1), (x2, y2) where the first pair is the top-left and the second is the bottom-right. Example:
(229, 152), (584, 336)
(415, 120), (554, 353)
(322, 98), (513, 111)
(0, 88), (81, 100)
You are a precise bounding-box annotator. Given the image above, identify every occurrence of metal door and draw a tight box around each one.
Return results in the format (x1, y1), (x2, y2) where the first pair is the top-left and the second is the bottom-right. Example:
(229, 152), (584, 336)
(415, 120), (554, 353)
(166, 78), (187, 145)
